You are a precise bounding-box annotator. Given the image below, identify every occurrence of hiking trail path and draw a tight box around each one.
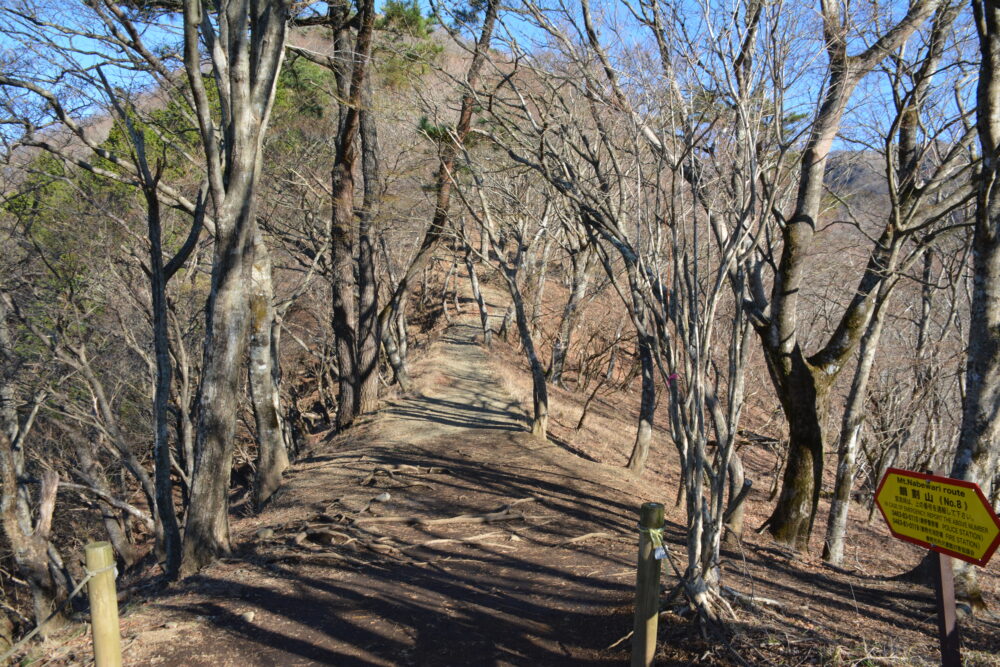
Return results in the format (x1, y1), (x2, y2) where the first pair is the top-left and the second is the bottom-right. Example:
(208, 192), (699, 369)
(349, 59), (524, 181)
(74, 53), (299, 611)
(112, 316), (652, 666)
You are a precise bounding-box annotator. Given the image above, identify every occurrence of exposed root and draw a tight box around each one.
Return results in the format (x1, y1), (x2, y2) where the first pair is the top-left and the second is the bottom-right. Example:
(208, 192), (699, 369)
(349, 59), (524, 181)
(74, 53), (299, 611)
(721, 585), (783, 611)
(401, 531), (509, 551)
(352, 497), (543, 526)
(360, 465), (450, 487)
(606, 629), (633, 650)
(556, 532), (612, 547)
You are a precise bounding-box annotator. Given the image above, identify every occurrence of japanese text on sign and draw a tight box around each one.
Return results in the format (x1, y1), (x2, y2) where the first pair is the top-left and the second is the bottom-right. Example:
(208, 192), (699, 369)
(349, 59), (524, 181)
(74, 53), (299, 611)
(875, 468), (1000, 567)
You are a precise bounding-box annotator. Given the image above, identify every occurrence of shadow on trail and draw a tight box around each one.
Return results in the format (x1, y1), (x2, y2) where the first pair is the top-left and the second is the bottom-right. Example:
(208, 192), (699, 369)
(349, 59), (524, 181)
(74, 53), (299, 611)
(165, 545), (632, 666)
(135, 318), (650, 665)
(384, 394), (524, 432)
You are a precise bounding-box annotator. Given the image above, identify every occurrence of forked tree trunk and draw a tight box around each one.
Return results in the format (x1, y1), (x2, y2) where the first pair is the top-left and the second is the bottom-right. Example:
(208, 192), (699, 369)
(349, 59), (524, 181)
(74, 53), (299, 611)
(182, 215), (256, 573)
(756, 0), (939, 550)
(179, 0), (290, 577)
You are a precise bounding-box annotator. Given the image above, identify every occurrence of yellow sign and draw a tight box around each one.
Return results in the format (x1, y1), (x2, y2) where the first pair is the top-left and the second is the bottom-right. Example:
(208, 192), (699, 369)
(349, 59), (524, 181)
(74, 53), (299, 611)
(875, 468), (1000, 567)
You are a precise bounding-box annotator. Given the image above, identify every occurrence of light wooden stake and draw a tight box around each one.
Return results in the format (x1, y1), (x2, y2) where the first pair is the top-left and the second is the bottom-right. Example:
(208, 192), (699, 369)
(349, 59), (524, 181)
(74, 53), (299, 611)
(632, 502), (664, 667)
(85, 542), (121, 667)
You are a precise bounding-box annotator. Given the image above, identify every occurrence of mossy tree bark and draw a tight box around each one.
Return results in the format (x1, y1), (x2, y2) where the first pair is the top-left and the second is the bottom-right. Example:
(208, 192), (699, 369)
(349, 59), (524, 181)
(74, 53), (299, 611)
(752, 0), (940, 550)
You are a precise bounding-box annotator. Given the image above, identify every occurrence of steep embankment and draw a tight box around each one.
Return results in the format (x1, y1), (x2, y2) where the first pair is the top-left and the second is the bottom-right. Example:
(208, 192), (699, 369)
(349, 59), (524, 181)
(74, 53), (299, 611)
(93, 318), (658, 666)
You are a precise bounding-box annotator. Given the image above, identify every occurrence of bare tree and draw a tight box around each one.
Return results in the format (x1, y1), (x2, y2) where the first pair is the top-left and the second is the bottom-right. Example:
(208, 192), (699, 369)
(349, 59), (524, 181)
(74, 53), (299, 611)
(180, 0), (291, 575)
(749, 0), (944, 549)
(822, 0), (976, 564)
(0, 296), (67, 635)
(948, 0), (1000, 610)
(457, 169), (552, 438)
(376, 0), (499, 384)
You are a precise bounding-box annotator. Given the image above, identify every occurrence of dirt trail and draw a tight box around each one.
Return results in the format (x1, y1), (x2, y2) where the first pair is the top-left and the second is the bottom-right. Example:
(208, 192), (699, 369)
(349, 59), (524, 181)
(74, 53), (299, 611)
(114, 319), (653, 666)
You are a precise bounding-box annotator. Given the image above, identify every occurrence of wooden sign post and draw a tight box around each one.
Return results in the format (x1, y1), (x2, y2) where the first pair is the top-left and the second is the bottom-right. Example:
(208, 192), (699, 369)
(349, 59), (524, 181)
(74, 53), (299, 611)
(874, 468), (1000, 666)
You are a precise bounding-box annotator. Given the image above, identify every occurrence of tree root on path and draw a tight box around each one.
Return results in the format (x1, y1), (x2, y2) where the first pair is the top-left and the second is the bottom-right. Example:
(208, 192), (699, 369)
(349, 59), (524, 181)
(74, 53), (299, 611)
(261, 503), (536, 568)
(555, 532), (613, 547)
(350, 497), (547, 526)
(359, 465), (449, 487)
(400, 531), (511, 552)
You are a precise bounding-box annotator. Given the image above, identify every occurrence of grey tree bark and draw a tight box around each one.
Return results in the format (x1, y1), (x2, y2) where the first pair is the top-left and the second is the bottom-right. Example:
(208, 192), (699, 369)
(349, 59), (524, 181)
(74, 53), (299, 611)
(181, 0), (291, 576)
(950, 0), (1000, 611)
(549, 243), (591, 385)
(249, 232), (289, 507)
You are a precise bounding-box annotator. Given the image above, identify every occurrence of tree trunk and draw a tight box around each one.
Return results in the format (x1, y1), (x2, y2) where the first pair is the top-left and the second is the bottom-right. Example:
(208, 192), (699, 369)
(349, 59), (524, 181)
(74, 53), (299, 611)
(329, 0), (375, 430)
(506, 271), (548, 438)
(73, 441), (140, 567)
(330, 161), (358, 429)
(950, 0), (1000, 611)
(529, 237), (552, 338)
(248, 233), (288, 507)
(0, 304), (68, 632)
(441, 260), (457, 323)
(754, 0), (938, 551)
(381, 320), (412, 392)
(823, 314), (886, 563)
(464, 245), (491, 347)
(142, 190), (181, 577)
(0, 444), (68, 636)
(498, 305), (513, 341)
(170, 307), (197, 487)
(181, 216), (256, 574)
(724, 452), (749, 548)
(764, 350), (830, 550)
(549, 247), (590, 385)
(627, 335), (655, 473)
(178, 0), (290, 576)
(356, 79), (380, 415)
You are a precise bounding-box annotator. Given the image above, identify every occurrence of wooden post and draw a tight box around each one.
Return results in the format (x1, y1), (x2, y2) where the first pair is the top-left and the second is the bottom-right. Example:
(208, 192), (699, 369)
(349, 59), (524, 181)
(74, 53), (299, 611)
(632, 502), (664, 667)
(85, 542), (121, 667)
(932, 551), (961, 667)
